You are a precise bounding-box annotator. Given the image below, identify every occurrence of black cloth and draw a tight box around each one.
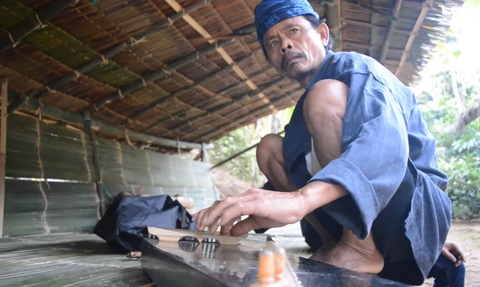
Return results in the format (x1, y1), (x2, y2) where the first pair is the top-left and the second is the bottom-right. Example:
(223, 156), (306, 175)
(93, 195), (197, 252)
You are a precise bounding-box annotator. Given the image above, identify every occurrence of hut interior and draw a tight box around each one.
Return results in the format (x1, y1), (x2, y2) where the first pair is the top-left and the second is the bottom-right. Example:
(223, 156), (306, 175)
(0, 0), (464, 285)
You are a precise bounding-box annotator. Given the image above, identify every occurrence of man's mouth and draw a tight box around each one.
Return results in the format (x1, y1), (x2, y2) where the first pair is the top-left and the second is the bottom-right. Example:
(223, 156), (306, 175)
(281, 53), (305, 70)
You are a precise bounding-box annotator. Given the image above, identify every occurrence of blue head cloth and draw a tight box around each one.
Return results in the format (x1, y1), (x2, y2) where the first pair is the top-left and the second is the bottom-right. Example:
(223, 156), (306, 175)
(254, 0), (319, 49)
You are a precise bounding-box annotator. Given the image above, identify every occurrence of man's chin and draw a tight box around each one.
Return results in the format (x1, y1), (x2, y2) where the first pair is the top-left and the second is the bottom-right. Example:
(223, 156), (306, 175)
(283, 69), (309, 81)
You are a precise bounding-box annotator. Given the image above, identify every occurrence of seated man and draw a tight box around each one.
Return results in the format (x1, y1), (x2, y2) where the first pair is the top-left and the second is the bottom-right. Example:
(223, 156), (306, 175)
(193, 0), (452, 285)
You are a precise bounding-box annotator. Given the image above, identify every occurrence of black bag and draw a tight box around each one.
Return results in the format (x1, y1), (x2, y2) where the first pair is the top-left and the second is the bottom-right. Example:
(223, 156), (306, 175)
(93, 194), (197, 252)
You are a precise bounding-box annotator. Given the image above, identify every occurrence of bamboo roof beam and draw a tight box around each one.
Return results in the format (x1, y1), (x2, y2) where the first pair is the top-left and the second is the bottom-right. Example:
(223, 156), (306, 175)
(139, 68), (271, 133)
(342, 19), (411, 36)
(380, 0), (403, 63)
(343, 41), (382, 50)
(0, 0), (78, 53)
(194, 88), (304, 142)
(395, 0), (433, 76)
(8, 89), (207, 150)
(163, 0), (278, 114)
(124, 54), (256, 125)
(344, 0), (391, 16)
(82, 39), (235, 114)
(7, 0), (213, 114)
(327, 0), (343, 51)
(162, 77), (288, 134)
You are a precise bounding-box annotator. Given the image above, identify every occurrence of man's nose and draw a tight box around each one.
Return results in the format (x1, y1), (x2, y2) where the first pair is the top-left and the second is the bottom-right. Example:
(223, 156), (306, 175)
(281, 42), (293, 54)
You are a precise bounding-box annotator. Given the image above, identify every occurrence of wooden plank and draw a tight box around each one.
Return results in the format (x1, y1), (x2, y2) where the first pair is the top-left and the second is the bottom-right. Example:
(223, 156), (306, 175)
(0, 78), (7, 237)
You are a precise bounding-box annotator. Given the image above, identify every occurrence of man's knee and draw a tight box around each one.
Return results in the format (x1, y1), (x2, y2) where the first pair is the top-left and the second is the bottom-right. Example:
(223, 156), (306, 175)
(303, 79), (348, 126)
(256, 133), (283, 171)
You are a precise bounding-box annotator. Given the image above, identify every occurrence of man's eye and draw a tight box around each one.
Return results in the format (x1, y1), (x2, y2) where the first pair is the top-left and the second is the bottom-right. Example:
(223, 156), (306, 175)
(291, 28), (298, 34)
(270, 41), (278, 47)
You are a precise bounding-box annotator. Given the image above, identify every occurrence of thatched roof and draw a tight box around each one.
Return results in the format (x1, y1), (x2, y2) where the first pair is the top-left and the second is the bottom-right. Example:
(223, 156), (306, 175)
(0, 0), (463, 150)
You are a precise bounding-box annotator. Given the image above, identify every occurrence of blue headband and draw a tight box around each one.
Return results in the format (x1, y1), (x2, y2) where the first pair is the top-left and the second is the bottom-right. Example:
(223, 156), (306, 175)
(254, 0), (319, 49)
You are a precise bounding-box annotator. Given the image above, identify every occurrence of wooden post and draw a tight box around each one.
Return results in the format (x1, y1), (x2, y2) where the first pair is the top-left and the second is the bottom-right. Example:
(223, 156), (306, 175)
(0, 79), (8, 237)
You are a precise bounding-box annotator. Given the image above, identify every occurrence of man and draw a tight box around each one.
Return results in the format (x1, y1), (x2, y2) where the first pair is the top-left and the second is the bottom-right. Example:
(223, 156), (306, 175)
(193, 0), (453, 285)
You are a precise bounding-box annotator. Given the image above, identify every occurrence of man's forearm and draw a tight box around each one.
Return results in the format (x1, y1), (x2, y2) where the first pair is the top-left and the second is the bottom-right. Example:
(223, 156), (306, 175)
(298, 181), (348, 214)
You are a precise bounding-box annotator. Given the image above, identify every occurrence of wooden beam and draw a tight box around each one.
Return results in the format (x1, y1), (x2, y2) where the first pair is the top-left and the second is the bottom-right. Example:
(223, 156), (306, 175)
(0, 0), (78, 52)
(7, 0), (214, 114)
(8, 90), (207, 150)
(163, 0), (278, 113)
(142, 68), (270, 132)
(380, 0), (403, 63)
(0, 79), (7, 237)
(124, 54), (256, 125)
(164, 77), (288, 134)
(195, 88), (304, 142)
(395, 0), (433, 76)
(82, 39), (235, 114)
(342, 19), (411, 36)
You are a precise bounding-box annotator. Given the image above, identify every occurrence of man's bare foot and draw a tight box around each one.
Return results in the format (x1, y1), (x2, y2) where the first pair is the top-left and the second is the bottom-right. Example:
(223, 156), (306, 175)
(308, 239), (337, 261)
(310, 229), (384, 275)
(319, 240), (384, 274)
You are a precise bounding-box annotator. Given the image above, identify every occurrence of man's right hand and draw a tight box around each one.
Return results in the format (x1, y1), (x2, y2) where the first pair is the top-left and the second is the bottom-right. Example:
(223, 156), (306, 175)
(442, 241), (467, 267)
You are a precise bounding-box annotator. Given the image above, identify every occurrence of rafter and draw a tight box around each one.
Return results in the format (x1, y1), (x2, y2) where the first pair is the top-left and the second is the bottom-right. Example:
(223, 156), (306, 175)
(142, 68), (271, 133)
(162, 0), (278, 113)
(162, 77), (288, 135)
(0, 0), (78, 52)
(395, 0), (433, 76)
(194, 88), (305, 142)
(8, 0), (214, 115)
(380, 0), (403, 63)
(123, 54), (256, 125)
(82, 39), (235, 114)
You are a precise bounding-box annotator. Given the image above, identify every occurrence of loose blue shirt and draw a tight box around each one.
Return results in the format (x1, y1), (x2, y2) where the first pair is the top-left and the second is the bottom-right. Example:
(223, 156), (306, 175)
(262, 51), (452, 279)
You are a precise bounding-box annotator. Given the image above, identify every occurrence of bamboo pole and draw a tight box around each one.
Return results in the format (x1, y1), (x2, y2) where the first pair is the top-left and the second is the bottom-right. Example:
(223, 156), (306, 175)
(0, 79), (7, 237)
(0, 0), (78, 52)
(395, 0), (433, 76)
(163, 77), (288, 134)
(342, 19), (411, 36)
(195, 88), (304, 142)
(327, 0), (343, 51)
(163, 0), (278, 113)
(124, 54), (255, 125)
(8, 90), (207, 150)
(210, 130), (285, 170)
(141, 68), (270, 132)
(7, 0), (214, 115)
(83, 39), (235, 114)
(380, 0), (403, 63)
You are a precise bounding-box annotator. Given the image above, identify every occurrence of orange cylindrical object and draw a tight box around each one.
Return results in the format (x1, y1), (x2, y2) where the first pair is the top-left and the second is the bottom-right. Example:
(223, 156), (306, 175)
(258, 250), (276, 284)
(274, 249), (286, 281)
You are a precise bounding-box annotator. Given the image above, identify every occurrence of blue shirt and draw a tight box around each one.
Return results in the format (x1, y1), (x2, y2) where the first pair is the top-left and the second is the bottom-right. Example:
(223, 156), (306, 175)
(263, 51), (452, 279)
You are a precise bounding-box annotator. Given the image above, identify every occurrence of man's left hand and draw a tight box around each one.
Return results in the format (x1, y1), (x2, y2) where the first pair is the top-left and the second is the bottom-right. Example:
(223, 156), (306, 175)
(192, 188), (306, 237)
(442, 241), (467, 267)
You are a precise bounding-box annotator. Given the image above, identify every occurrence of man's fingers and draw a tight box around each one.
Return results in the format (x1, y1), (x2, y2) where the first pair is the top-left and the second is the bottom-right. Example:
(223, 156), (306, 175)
(230, 216), (261, 237)
(219, 217), (240, 236)
(444, 250), (457, 263)
(202, 195), (253, 227)
(453, 243), (467, 263)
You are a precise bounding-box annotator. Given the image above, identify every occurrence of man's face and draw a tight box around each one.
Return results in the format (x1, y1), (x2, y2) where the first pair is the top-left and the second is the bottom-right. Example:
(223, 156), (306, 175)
(263, 16), (329, 82)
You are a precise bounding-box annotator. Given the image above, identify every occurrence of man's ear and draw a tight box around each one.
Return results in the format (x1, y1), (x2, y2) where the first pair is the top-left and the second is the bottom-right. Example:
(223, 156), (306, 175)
(317, 23), (330, 47)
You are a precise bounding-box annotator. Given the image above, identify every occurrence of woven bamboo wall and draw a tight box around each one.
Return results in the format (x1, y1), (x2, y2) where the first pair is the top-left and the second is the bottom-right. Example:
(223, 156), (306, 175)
(4, 114), (217, 237)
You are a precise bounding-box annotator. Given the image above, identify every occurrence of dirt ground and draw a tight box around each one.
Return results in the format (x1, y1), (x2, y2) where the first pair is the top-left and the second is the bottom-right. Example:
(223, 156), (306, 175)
(213, 168), (480, 286)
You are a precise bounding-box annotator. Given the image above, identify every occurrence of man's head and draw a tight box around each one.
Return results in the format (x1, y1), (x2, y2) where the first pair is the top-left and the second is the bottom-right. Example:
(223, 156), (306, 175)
(254, 0), (331, 85)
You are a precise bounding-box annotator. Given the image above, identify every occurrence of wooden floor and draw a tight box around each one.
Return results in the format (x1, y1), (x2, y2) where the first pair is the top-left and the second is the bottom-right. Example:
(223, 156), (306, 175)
(0, 224), (312, 287)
